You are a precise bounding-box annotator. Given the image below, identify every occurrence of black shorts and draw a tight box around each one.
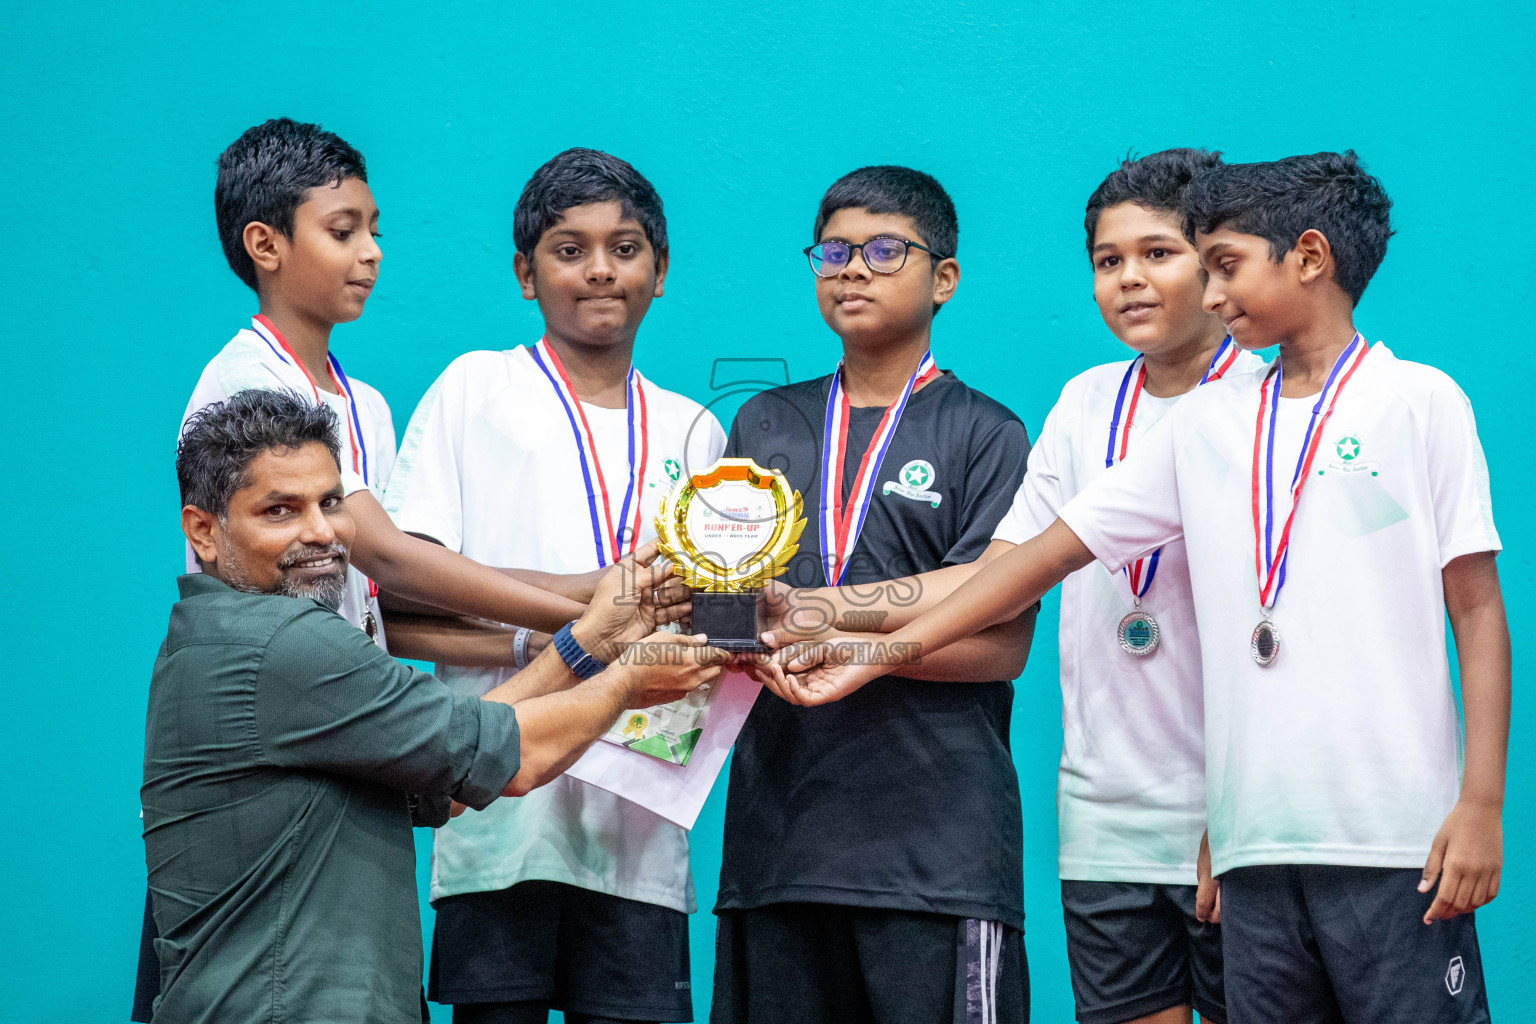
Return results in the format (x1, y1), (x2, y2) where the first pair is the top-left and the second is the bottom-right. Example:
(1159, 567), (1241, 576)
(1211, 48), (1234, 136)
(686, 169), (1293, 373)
(429, 880), (692, 1022)
(711, 903), (1028, 1024)
(1221, 864), (1491, 1024)
(1059, 880), (1224, 1024)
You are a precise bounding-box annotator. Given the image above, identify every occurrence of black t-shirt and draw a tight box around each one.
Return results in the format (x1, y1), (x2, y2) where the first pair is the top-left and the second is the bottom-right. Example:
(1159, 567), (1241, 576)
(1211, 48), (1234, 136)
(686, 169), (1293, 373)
(716, 370), (1032, 927)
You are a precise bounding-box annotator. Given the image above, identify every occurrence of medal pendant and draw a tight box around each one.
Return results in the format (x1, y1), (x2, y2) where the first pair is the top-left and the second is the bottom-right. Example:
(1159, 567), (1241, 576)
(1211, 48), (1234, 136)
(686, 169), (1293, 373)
(1117, 609), (1160, 657)
(363, 610), (379, 641)
(1250, 619), (1279, 667)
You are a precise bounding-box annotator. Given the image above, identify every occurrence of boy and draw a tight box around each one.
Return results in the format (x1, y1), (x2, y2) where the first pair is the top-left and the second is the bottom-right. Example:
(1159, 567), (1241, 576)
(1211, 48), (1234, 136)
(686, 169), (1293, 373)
(184, 118), (595, 644)
(771, 148), (1255, 1024)
(383, 149), (726, 1024)
(777, 152), (1509, 1024)
(711, 166), (1034, 1024)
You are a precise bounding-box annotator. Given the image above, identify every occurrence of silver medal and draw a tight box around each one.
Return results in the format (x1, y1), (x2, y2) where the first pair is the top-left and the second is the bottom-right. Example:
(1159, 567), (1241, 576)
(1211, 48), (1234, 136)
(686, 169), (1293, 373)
(1117, 609), (1161, 657)
(1250, 618), (1279, 667)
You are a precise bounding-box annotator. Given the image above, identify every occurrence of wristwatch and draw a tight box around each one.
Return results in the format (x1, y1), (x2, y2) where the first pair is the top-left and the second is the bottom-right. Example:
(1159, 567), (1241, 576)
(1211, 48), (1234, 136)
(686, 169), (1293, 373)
(552, 622), (607, 680)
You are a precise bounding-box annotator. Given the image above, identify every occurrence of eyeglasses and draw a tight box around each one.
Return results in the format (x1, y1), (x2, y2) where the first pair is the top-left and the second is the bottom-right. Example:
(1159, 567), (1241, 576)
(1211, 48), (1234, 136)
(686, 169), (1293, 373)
(803, 236), (950, 278)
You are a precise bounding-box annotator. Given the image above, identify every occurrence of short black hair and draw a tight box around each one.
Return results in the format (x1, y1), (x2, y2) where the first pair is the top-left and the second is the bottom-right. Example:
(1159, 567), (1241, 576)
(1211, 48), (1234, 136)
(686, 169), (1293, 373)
(215, 118), (368, 291)
(513, 148), (667, 266)
(1182, 151), (1393, 305)
(1084, 148), (1223, 255)
(813, 165), (958, 259)
(178, 389), (341, 518)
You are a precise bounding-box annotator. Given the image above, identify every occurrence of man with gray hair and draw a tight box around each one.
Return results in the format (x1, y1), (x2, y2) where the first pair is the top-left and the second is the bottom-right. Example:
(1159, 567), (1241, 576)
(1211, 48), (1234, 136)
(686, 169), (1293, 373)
(145, 388), (724, 1024)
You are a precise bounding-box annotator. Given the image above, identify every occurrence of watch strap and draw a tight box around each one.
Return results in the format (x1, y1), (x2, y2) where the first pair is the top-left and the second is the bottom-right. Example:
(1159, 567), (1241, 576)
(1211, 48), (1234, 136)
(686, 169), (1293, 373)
(552, 622), (607, 680)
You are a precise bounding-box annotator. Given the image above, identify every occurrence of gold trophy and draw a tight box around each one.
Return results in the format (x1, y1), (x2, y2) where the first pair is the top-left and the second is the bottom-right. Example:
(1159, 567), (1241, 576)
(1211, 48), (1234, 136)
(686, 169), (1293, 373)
(655, 457), (805, 652)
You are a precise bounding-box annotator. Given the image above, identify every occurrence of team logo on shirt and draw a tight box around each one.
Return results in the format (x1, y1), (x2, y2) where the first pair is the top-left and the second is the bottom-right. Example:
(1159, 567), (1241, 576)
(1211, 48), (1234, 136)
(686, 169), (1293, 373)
(1317, 433), (1379, 477)
(882, 459), (942, 507)
(650, 458), (684, 490)
(1446, 955), (1465, 996)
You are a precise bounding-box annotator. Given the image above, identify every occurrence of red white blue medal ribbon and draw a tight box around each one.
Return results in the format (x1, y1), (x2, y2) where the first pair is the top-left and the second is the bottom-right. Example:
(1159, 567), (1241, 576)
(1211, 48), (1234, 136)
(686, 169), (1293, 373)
(251, 314), (370, 487)
(1106, 337), (1242, 601)
(819, 351), (939, 585)
(1104, 355), (1161, 598)
(529, 337), (648, 568)
(250, 314), (378, 605)
(1199, 335), (1239, 384)
(1252, 333), (1369, 609)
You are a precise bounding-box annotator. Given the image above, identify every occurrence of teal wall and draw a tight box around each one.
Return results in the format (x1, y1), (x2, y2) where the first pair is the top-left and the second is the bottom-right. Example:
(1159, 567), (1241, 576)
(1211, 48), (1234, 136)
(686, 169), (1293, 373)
(2, 2), (1529, 1020)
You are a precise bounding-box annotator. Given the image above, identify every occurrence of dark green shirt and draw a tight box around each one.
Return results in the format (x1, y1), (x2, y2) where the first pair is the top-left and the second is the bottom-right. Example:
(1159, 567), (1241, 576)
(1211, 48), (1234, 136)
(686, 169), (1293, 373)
(142, 574), (521, 1024)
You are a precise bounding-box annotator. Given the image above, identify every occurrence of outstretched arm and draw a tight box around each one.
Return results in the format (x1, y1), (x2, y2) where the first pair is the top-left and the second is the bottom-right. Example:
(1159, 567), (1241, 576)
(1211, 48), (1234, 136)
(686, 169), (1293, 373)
(500, 566), (606, 604)
(778, 519), (1093, 704)
(761, 540), (1035, 682)
(1421, 551), (1509, 922)
(773, 610), (1037, 685)
(345, 489), (586, 632)
(884, 609), (1036, 683)
(763, 539), (1019, 641)
(382, 612), (552, 668)
(489, 633), (730, 797)
(471, 542), (727, 798)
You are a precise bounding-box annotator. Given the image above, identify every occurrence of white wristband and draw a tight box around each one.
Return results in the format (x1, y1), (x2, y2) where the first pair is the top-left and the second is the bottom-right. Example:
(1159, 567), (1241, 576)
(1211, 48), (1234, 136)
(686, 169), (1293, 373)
(512, 627), (534, 670)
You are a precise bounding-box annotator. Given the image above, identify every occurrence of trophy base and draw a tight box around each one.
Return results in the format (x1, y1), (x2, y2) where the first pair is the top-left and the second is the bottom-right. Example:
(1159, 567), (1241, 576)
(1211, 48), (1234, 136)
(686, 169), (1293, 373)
(691, 590), (767, 653)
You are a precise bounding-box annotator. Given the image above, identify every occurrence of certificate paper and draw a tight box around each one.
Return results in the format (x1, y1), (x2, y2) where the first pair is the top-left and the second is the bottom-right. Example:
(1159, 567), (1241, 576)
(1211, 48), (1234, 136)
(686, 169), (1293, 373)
(599, 688), (715, 766)
(565, 670), (760, 830)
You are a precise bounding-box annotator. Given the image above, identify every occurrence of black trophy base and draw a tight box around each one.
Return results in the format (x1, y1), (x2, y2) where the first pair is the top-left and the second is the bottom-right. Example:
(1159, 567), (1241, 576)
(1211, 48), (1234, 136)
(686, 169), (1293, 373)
(691, 589), (767, 653)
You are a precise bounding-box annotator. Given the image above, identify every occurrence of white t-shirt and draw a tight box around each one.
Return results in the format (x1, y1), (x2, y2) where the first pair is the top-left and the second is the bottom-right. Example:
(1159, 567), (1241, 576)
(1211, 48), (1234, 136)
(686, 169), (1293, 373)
(384, 345), (727, 912)
(1059, 344), (1500, 876)
(993, 351), (1265, 883)
(182, 320), (396, 646)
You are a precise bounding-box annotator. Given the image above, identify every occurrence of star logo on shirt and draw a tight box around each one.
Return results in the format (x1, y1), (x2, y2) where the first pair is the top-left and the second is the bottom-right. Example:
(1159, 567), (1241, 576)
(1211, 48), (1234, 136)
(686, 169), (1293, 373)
(901, 460), (933, 488)
(1335, 436), (1361, 461)
(883, 459), (943, 507)
(664, 458), (683, 482)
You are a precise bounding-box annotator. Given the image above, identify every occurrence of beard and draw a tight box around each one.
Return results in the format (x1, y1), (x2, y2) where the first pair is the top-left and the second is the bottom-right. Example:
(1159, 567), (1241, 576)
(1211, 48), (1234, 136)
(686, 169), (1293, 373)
(276, 543), (350, 611)
(219, 539), (351, 612)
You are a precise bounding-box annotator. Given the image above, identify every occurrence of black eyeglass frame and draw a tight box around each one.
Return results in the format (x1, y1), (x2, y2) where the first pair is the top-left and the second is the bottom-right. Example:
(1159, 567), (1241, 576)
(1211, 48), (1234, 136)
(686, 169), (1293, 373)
(802, 235), (952, 278)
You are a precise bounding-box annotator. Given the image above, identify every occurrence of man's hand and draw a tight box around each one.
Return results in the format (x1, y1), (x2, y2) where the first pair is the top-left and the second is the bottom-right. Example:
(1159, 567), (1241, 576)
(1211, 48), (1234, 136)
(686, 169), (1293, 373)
(573, 542), (690, 663)
(613, 632), (731, 708)
(1420, 798), (1502, 923)
(1196, 830), (1221, 924)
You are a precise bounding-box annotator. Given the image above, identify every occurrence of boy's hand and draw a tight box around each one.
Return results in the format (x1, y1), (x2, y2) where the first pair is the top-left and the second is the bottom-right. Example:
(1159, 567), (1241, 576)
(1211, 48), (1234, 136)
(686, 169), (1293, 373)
(768, 637), (889, 706)
(1420, 798), (1502, 923)
(1195, 830), (1221, 924)
(613, 632), (730, 708)
(755, 632), (819, 703)
(733, 644), (803, 705)
(759, 582), (835, 644)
